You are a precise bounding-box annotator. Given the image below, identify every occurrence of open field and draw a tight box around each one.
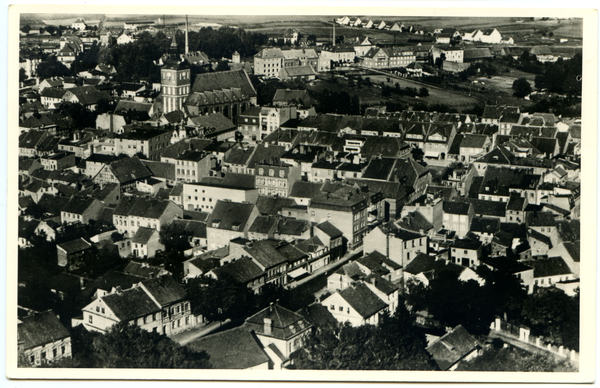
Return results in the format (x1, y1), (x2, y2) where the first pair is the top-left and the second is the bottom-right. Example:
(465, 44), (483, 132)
(356, 73), (481, 108)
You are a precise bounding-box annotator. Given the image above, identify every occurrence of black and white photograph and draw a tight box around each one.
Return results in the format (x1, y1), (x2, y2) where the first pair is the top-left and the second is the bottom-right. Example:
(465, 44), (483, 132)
(5, 3), (597, 383)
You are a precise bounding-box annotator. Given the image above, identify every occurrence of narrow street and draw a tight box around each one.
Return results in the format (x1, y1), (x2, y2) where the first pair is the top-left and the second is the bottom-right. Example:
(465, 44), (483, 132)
(171, 318), (232, 346)
(287, 246), (364, 288)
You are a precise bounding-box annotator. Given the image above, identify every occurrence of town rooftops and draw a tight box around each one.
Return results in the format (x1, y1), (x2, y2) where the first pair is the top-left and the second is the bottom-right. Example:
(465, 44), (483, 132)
(470, 217), (501, 234)
(187, 326), (270, 369)
(245, 303), (312, 340)
(338, 282), (389, 319)
(62, 196), (99, 215)
(140, 275), (187, 307)
(191, 69), (256, 97)
(18, 310), (70, 351)
(482, 105), (519, 120)
(358, 250), (402, 273)
(404, 253), (437, 275)
(460, 134), (489, 148)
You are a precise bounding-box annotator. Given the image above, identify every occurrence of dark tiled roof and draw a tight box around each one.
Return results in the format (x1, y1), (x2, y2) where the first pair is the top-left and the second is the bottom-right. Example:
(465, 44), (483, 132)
(522, 257), (572, 277)
(470, 216), (500, 234)
(295, 303), (338, 330)
(562, 241), (580, 263)
(255, 196), (297, 215)
(244, 239), (307, 269)
(108, 156), (152, 184)
(123, 261), (169, 278)
(187, 327), (269, 369)
(211, 257), (264, 284)
(131, 226), (157, 244)
(526, 211), (557, 227)
(172, 219), (207, 238)
(102, 287), (161, 321)
(57, 237), (93, 254)
(452, 238), (482, 251)
(141, 160), (176, 181)
(207, 200), (256, 232)
(443, 201), (471, 215)
(191, 69), (256, 97)
(338, 283), (388, 319)
(396, 211), (434, 233)
(62, 196), (98, 215)
(426, 325), (480, 370)
(18, 310), (70, 351)
(315, 221), (343, 238)
(245, 303), (312, 340)
(248, 215), (278, 234)
(404, 253), (436, 275)
(140, 275), (187, 307)
(460, 134), (489, 148)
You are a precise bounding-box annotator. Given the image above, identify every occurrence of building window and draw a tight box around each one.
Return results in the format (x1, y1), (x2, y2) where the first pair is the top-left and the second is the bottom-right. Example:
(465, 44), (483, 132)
(330, 305), (335, 310)
(339, 306), (343, 312)
(89, 315), (93, 323)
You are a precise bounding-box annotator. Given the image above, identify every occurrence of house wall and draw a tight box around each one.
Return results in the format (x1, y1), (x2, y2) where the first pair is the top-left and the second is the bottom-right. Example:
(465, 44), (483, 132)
(449, 246), (481, 268)
(24, 337), (72, 366)
(309, 205), (368, 249)
(322, 292), (383, 326)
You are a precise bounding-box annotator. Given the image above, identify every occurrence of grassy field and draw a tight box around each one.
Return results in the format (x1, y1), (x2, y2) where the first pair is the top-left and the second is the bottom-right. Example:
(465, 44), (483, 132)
(357, 73), (481, 108)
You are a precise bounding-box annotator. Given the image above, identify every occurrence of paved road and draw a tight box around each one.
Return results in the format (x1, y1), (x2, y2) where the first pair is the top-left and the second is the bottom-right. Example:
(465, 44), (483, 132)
(171, 318), (231, 345)
(287, 246), (364, 288)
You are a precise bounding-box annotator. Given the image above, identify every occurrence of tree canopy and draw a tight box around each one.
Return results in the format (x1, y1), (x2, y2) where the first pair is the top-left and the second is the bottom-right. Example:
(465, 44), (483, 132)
(291, 306), (436, 370)
(512, 77), (532, 98)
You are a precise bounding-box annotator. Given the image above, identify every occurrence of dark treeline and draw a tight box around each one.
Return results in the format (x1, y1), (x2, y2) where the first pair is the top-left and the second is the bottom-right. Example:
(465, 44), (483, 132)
(175, 27), (269, 59)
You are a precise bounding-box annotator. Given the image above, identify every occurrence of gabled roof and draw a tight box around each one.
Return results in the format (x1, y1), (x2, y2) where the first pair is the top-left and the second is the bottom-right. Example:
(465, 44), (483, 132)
(522, 256), (572, 278)
(187, 326), (270, 369)
(123, 261), (170, 278)
(211, 257), (264, 284)
(207, 200), (255, 232)
(131, 226), (158, 245)
(526, 211), (557, 227)
(18, 310), (70, 351)
(426, 325), (480, 370)
(295, 303), (338, 330)
(396, 211), (434, 233)
(527, 227), (552, 247)
(243, 239), (307, 269)
(358, 250), (402, 273)
(404, 253), (436, 275)
(460, 134), (489, 149)
(65, 85), (108, 106)
(171, 219), (207, 238)
(337, 282), (388, 318)
(470, 217), (500, 234)
(102, 286), (161, 321)
(191, 69), (256, 97)
(140, 275), (187, 307)
(141, 160), (176, 181)
(443, 201), (471, 215)
(255, 196), (296, 215)
(107, 156), (152, 184)
(245, 303), (312, 340)
(315, 221), (343, 238)
(57, 237), (93, 254)
(62, 196), (99, 215)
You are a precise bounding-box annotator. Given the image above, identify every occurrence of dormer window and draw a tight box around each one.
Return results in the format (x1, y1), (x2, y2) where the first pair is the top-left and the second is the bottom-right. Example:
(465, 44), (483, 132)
(212, 219), (221, 228)
(232, 222), (241, 231)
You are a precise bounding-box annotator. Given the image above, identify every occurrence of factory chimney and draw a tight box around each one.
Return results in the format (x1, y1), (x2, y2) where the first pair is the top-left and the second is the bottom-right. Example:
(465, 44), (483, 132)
(185, 15), (189, 55)
(333, 19), (336, 47)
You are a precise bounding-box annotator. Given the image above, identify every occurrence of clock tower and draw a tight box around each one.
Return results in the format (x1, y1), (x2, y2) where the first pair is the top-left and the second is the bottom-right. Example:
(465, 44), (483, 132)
(161, 59), (191, 114)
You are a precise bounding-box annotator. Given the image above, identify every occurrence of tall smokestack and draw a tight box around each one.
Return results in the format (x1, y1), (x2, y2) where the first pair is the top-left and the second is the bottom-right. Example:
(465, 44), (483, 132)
(333, 19), (336, 47)
(185, 15), (189, 55)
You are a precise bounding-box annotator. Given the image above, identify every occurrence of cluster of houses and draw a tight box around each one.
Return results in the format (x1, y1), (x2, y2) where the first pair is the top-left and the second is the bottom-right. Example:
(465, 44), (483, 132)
(17, 18), (581, 370)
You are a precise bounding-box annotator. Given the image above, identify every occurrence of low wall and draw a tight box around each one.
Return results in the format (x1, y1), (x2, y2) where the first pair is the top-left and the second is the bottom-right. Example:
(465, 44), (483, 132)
(490, 317), (578, 366)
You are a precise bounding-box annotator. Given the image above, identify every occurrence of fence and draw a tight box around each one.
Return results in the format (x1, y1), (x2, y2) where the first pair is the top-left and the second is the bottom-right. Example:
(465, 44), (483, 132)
(490, 317), (579, 366)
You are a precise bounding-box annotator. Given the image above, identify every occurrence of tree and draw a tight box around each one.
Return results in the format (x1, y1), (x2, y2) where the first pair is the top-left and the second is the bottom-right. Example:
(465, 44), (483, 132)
(520, 288), (579, 350)
(291, 306), (435, 370)
(435, 53), (446, 68)
(418, 87), (429, 97)
(411, 147), (424, 161)
(21, 25), (32, 33)
(456, 344), (576, 372)
(512, 77), (532, 98)
(19, 68), (27, 82)
(35, 56), (72, 80)
(86, 323), (211, 368)
(159, 222), (192, 252)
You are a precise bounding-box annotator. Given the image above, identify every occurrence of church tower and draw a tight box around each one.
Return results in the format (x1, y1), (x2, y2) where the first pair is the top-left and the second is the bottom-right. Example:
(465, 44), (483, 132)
(161, 59), (191, 114)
